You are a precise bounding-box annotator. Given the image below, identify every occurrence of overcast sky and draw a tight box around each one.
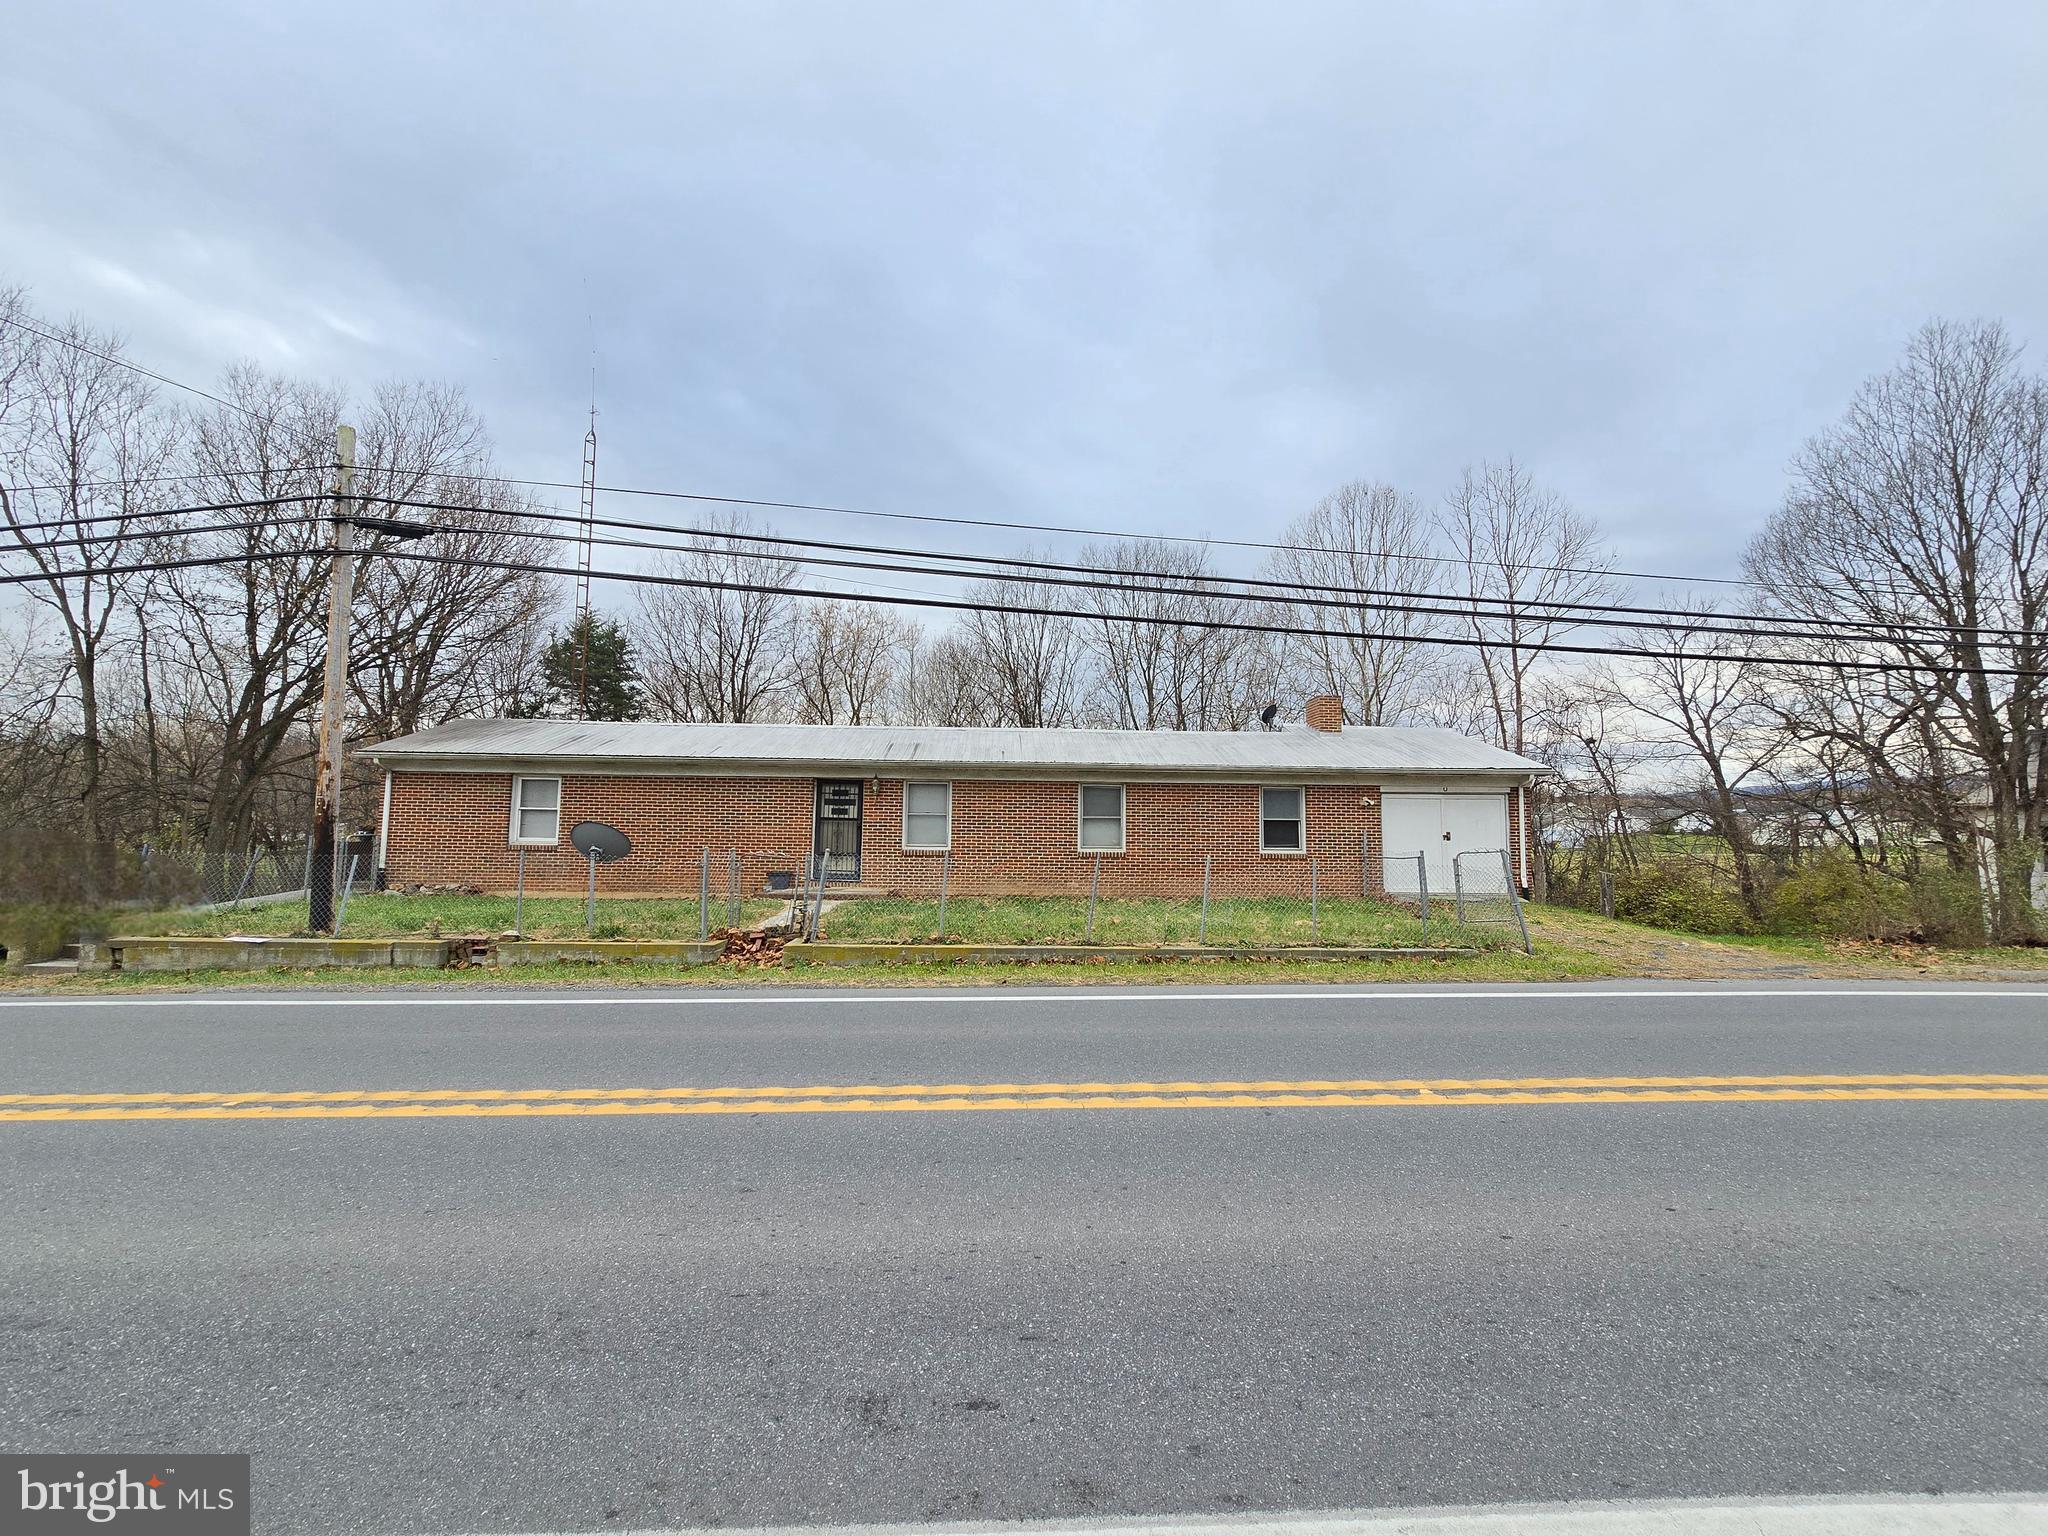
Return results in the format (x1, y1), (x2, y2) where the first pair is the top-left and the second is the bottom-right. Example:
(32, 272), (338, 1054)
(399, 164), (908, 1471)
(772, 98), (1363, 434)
(4, 1), (2045, 591)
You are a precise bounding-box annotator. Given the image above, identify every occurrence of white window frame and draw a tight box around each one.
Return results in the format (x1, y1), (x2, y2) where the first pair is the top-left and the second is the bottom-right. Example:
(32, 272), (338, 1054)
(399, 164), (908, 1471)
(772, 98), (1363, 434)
(1259, 784), (1306, 854)
(1076, 782), (1126, 854)
(508, 774), (562, 847)
(901, 780), (953, 851)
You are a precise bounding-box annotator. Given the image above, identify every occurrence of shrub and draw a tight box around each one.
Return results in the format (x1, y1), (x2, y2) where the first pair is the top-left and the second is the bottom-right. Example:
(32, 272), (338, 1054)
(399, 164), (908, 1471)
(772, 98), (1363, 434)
(1610, 860), (1751, 934)
(1903, 863), (1989, 947)
(1767, 854), (1988, 946)
(0, 903), (99, 967)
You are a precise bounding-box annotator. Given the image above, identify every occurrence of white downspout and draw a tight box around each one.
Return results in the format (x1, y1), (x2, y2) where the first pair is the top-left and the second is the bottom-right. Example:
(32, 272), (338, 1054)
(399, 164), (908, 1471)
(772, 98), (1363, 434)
(1519, 783), (1531, 892)
(376, 770), (394, 878)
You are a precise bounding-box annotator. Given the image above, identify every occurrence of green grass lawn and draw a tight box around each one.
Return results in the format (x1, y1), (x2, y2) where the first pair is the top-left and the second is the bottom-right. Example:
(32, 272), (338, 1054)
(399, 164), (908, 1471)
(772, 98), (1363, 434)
(121, 892), (788, 941)
(817, 895), (1514, 949)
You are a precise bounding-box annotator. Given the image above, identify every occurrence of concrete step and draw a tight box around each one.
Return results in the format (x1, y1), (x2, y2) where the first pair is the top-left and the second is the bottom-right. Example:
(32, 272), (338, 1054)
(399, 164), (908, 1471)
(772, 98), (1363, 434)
(24, 958), (79, 975)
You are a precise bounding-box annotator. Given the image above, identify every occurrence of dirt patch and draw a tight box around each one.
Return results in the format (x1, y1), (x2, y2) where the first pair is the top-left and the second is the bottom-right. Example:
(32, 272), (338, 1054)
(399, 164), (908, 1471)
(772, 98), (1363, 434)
(1527, 909), (2048, 982)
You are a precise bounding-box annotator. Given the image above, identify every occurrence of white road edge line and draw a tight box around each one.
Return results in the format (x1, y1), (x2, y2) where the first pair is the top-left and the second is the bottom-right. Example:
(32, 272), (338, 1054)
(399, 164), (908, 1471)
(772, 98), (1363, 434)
(467, 1492), (2048, 1536)
(3, 987), (2048, 1009)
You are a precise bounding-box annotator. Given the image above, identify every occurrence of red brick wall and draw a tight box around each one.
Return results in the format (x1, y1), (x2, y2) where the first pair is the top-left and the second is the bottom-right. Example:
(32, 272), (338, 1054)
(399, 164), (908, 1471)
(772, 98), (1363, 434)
(381, 770), (1393, 897)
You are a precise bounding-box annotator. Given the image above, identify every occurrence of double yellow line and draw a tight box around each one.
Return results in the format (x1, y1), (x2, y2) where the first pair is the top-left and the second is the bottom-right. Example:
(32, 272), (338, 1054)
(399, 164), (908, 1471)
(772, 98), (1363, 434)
(3, 1073), (2046, 1122)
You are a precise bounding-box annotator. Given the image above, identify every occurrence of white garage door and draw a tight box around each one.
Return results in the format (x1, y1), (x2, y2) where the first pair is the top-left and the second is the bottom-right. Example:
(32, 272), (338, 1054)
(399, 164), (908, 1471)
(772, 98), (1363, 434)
(1381, 792), (1509, 895)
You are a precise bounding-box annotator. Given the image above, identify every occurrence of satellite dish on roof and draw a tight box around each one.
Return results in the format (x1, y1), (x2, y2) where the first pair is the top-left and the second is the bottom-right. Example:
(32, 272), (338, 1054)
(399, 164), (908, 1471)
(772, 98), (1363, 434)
(570, 821), (631, 863)
(1259, 702), (1279, 730)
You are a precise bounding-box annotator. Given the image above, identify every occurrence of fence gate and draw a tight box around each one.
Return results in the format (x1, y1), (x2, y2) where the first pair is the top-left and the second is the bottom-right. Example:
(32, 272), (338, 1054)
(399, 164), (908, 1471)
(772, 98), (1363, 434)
(1452, 849), (1533, 953)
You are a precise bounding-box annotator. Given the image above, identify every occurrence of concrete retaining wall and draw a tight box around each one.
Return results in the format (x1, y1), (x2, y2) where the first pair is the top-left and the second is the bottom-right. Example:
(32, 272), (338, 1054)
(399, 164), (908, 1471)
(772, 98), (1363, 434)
(107, 937), (460, 972)
(784, 941), (1474, 967)
(492, 940), (723, 967)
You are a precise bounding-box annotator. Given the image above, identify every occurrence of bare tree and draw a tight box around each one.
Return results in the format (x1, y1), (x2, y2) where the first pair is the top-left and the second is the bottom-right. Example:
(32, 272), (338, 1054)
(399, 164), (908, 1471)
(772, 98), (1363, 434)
(1440, 459), (1614, 755)
(1744, 319), (2048, 938)
(789, 600), (919, 724)
(1267, 481), (1453, 725)
(943, 563), (1088, 728)
(347, 383), (558, 740)
(0, 311), (182, 885)
(1594, 609), (1782, 923)
(635, 514), (797, 722)
(1078, 540), (1270, 730)
(899, 627), (1000, 726)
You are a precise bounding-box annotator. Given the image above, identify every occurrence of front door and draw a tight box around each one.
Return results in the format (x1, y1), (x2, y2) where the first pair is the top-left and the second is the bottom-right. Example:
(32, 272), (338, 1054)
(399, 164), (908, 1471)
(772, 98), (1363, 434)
(814, 779), (864, 883)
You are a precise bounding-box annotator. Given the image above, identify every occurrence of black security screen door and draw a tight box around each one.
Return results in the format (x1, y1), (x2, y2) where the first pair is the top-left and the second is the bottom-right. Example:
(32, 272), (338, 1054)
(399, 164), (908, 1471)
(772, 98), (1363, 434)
(814, 779), (864, 883)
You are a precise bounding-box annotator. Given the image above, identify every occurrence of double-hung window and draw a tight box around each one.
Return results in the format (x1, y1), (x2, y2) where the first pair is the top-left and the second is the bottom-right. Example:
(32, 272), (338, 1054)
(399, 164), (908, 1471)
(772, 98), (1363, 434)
(903, 781), (952, 850)
(510, 775), (561, 846)
(1260, 786), (1305, 853)
(1078, 783), (1125, 852)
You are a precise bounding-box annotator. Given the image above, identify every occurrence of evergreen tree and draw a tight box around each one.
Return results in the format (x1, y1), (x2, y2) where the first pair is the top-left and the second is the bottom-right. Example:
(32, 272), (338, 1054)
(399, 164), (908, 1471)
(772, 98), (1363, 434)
(533, 613), (644, 721)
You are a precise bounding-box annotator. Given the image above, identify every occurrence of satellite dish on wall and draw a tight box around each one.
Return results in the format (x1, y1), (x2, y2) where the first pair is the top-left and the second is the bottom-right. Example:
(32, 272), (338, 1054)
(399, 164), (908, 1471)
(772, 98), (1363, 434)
(570, 821), (631, 863)
(1259, 702), (1279, 730)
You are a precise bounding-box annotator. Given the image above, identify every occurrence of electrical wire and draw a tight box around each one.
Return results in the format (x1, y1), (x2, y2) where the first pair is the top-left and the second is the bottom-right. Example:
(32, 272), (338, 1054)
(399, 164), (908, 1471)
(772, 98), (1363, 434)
(378, 495), (2041, 648)
(354, 544), (2048, 680)
(24, 492), (2043, 656)
(395, 465), (1757, 592)
(355, 502), (2026, 654)
(0, 313), (269, 423)
(0, 517), (324, 557)
(0, 547), (329, 588)
(0, 494), (319, 536)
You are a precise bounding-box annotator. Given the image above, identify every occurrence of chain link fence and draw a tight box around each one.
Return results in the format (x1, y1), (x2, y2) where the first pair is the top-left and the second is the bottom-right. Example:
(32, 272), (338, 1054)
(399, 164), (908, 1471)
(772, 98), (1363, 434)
(83, 842), (1531, 952)
(787, 847), (1531, 951)
(133, 839), (322, 912)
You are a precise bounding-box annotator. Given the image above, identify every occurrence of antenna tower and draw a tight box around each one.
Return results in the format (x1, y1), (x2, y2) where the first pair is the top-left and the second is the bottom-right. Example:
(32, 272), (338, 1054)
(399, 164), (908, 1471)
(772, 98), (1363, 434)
(573, 404), (597, 718)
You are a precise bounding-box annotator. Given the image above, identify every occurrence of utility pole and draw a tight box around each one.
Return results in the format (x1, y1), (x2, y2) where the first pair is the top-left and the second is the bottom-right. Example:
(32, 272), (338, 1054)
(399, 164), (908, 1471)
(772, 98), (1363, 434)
(309, 424), (356, 935)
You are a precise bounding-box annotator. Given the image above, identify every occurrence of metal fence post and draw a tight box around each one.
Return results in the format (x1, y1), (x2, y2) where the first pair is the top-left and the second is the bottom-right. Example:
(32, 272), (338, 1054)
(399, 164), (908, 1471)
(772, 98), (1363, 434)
(1502, 848), (1533, 954)
(230, 849), (260, 909)
(1085, 854), (1101, 942)
(586, 848), (599, 934)
(938, 850), (950, 939)
(1416, 852), (1430, 941)
(808, 853), (827, 940)
(336, 853), (360, 930)
(728, 851), (741, 929)
(699, 846), (711, 940)
(1310, 858), (1320, 941)
(1453, 853), (1467, 925)
(1199, 854), (1211, 945)
(514, 847), (526, 936)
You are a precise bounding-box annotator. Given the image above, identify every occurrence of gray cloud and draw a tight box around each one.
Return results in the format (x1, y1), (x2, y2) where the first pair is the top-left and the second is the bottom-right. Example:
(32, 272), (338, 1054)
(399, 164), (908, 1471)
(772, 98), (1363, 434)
(4, 0), (2045, 587)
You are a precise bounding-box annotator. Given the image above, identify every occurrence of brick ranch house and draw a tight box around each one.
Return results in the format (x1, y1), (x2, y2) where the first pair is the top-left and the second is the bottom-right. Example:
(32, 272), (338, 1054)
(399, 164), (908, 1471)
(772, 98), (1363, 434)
(367, 697), (1543, 899)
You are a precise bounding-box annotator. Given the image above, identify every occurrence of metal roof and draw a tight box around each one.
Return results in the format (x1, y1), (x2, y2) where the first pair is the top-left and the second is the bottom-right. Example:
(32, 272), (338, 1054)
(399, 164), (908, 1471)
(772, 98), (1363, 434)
(368, 718), (1544, 778)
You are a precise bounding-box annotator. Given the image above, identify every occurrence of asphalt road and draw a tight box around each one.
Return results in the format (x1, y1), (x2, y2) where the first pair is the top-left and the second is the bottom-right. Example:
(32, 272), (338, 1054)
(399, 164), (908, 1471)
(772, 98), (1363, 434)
(2, 982), (2045, 1534)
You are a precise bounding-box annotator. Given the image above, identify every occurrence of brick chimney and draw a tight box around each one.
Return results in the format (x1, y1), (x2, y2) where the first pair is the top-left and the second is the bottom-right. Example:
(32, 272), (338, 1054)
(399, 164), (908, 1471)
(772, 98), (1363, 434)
(1305, 694), (1344, 732)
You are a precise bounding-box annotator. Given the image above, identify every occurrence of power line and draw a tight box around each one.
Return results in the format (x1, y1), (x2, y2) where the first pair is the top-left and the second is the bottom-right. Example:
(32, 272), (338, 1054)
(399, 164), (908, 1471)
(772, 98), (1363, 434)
(390, 466), (1760, 593)
(358, 544), (2048, 680)
(0, 547), (328, 588)
(1, 516), (323, 558)
(0, 468), (259, 498)
(13, 535), (2041, 677)
(22, 487), (2041, 654)
(377, 494), (2045, 649)
(0, 313), (267, 423)
(0, 494), (317, 536)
